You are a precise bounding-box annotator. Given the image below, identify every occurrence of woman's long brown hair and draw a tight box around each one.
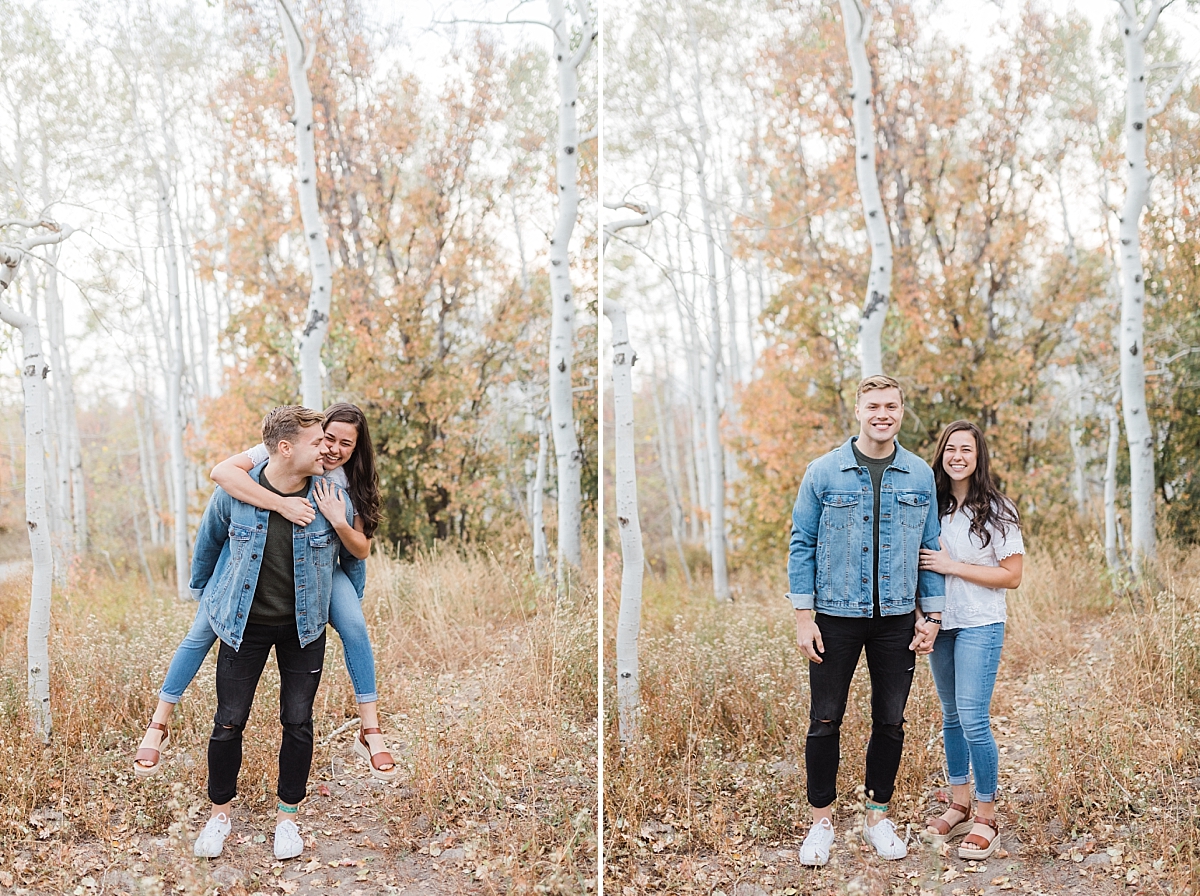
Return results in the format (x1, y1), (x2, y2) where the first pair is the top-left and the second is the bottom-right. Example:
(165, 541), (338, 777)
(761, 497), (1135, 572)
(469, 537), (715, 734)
(932, 420), (1019, 548)
(324, 402), (382, 539)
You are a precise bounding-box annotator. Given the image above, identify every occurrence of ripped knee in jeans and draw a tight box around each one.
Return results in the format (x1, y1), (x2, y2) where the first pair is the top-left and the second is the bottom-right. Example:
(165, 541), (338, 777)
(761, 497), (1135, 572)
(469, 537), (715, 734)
(808, 718), (841, 739)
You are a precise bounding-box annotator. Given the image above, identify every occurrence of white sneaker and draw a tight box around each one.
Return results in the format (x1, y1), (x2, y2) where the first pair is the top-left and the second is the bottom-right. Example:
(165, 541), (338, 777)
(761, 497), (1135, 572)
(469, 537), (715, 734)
(799, 817), (836, 866)
(274, 818), (304, 860)
(862, 815), (908, 859)
(193, 813), (232, 858)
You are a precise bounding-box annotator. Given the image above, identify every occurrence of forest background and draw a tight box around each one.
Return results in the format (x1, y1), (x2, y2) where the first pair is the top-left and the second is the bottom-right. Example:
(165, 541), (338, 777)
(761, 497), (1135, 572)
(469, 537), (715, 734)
(603, 0), (1200, 892)
(0, 0), (598, 892)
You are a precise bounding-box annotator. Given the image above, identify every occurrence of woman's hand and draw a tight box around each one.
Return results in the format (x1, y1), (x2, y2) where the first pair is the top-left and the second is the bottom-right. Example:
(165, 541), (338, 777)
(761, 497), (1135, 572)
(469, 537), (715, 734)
(918, 537), (958, 576)
(312, 478), (348, 525)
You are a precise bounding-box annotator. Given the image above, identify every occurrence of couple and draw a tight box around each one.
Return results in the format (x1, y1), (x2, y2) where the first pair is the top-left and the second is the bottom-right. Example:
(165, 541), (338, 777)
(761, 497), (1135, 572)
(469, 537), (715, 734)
(788, 375), (1024, 866)
(130, 403), (397, 860)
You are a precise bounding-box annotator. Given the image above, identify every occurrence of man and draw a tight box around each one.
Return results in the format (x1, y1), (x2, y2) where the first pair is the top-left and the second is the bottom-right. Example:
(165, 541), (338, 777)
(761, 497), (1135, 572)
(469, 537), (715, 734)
(787, 375), (945, 865)
(188, 406), (354, 861)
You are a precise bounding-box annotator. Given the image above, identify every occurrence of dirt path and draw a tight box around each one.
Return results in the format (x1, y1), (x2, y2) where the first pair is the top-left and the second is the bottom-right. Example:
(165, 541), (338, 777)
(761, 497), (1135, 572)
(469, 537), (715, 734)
(615, 619), (1166, 896)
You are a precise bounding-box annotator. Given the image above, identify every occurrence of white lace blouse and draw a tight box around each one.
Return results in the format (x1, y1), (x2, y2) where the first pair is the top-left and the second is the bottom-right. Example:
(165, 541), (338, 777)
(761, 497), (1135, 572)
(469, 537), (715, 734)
(939, 504), (1024, 630)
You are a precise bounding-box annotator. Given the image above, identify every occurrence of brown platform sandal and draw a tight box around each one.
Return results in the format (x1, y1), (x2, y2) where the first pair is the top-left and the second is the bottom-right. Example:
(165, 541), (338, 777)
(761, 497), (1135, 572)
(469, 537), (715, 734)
(352, 727), (397, 782)
(132, 722), (169, 778)
(921, 801), (973, 843)
(957, 815), (1000, 860)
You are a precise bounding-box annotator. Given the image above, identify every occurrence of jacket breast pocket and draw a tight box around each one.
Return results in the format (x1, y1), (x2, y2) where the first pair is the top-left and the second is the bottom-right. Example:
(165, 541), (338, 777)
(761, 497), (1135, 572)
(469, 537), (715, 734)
(308, 530), (335, 568)
(228, 524), (253, 559)
(821, 494), (860, 531)
(897, 493), (929, 530)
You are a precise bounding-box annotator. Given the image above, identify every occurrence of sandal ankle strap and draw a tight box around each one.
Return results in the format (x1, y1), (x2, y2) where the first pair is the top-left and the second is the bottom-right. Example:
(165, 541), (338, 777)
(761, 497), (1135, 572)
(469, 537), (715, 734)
(973, 816), (999, 831)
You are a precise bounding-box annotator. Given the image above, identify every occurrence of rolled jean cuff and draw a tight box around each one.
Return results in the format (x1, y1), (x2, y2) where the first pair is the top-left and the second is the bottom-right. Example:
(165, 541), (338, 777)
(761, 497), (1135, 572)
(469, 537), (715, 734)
(947, 773), (969, 786)
(158, 690), (182, 704)
(788, 592), (814, 610)
(974, 789), (996, 803)
(354, 691), (379, 705)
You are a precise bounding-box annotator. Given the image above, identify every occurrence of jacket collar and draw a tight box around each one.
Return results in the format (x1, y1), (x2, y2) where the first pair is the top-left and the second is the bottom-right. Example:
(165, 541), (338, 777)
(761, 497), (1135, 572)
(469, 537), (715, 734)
(838, 436), (913, 473)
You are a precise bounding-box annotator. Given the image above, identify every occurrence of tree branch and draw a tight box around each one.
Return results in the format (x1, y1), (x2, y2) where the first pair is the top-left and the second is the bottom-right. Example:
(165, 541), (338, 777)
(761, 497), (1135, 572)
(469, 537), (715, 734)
(1148, 61), (1189, 116)
(1139, 0), (1173, 42)
(603, 202), (661, 252)
(275, 0), (308, 71)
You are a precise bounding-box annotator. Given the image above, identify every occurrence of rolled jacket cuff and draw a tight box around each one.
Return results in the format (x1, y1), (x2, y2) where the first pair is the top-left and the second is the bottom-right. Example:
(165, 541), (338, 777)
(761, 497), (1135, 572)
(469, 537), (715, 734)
(787, 592), (814, 611)
(919, 595), (946, 614)
(188, 587), (204, 602)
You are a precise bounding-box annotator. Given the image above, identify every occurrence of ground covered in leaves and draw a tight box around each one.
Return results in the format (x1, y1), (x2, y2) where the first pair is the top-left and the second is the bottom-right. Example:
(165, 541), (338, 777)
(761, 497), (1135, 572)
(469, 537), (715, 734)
(0, 550), (598, 895)
(604, 548), (1200, 895)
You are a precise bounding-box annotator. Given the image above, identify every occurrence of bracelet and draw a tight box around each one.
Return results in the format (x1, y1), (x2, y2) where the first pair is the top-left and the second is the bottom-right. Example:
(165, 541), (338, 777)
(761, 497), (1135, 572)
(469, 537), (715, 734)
(277, 802), (298, 815)
(924, 616), (942, 626)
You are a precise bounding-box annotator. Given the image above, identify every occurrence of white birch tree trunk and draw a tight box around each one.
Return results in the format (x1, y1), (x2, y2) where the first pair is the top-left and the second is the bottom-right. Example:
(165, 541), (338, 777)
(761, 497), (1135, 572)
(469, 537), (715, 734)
(0, 220), (74, 742)
(545, 0), (596, 587)
(1114, 0), (1180, 575)
(277, 0), (333, 410)
(606, 300), (644, 744)
(651, 370), (691, 585)
(1104, 399), (1121, 571)
(682, 12), (730, 602)
(839, 0), (893, 378)
(533, 410), (550, 579)
(154, 173), (190, 601)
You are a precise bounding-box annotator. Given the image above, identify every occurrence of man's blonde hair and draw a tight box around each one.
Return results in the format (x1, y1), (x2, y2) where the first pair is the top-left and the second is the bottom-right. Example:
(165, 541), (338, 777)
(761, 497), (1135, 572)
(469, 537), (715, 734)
(262, 405), (326, 452)
(855, 374), (904, 406)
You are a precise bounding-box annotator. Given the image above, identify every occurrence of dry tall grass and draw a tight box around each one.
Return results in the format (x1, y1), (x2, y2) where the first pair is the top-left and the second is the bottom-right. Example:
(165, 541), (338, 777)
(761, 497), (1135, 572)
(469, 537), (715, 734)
(0, 545), (596, 894)
(603, 543), (1200, 892)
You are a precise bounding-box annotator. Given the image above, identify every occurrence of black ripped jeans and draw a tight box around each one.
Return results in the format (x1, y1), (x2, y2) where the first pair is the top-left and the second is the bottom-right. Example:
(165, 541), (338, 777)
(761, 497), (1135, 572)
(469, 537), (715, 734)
(207, 622), (326, 806)
(805, 610), (916, 809)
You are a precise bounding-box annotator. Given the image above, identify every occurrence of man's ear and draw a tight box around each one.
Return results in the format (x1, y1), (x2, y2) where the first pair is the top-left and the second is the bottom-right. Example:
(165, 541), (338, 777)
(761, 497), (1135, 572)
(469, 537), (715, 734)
(277, 439), (294, 458)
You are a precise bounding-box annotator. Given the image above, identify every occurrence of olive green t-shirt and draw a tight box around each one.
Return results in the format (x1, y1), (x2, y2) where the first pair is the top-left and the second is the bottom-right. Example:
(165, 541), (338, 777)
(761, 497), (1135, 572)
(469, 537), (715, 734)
(851, 438), (896, 618)
(247, 467), (311, 626)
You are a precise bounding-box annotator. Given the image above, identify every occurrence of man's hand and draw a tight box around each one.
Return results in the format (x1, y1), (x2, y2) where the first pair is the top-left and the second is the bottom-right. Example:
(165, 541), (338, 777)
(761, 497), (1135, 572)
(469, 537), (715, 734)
(910, 617), (937, 655)
(796, 611), (825, 664)
(277, 496), (316, 527)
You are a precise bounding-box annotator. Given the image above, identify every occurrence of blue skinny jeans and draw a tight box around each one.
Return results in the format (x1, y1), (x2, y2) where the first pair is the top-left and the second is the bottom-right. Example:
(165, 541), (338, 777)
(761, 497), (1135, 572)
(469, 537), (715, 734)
(928, 621), (1005, 803)
(159, 567), (378, 704)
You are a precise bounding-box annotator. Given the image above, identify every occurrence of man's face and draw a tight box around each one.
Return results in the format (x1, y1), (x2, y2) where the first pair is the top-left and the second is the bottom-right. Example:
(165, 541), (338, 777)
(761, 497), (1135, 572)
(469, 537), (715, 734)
(854, 387), (904, 446)
(282, 423), (328, 476)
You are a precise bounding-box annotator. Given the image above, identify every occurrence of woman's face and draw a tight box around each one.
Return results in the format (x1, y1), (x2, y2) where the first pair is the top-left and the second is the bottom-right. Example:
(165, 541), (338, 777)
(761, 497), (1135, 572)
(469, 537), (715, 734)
(941, 430), (978, 483)
(322, 420), (358, 470)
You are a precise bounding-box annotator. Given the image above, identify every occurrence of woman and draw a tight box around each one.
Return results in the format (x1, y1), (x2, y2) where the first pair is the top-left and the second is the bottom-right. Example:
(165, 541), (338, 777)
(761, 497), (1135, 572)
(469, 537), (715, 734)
(917, 421), (1023, 861)
(133, 403), (397, 782)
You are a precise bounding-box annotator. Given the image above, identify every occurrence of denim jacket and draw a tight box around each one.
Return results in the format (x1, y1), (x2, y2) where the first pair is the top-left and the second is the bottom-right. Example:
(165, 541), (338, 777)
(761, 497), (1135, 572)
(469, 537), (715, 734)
(787, 437), (945, 617)
(188, 461), (358, 649)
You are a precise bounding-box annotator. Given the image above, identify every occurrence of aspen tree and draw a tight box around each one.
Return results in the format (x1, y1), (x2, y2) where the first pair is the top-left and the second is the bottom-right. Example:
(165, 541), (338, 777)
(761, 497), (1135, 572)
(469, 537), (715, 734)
(546, 0), (597, 588)
(838, 0), (892, 378)
(1113, 0), (1187, 574)
(277, 0), (333, 410)
(0, 218), (74, 741)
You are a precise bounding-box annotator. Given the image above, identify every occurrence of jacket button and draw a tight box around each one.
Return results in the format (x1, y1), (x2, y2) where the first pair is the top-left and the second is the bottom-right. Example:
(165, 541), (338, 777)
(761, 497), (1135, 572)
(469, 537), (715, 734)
(863, 547), (869, 553)
(862, 577), (869, 583)
(243, 583), (250, 589)
(257, 524), (263, 530)
(863, 515), (869, 521)
(237, 612), (243, 618)
(251, 554), (258, 560)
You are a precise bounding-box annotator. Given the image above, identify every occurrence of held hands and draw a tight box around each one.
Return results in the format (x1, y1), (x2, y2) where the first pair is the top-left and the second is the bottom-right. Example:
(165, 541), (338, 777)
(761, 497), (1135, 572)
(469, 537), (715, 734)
(910, 617), (937, 655)
(795, 612), (825, 664)
(918, 537), (957, 575)
(278, 496), (316, 527)
(312, 478), (347, 525)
